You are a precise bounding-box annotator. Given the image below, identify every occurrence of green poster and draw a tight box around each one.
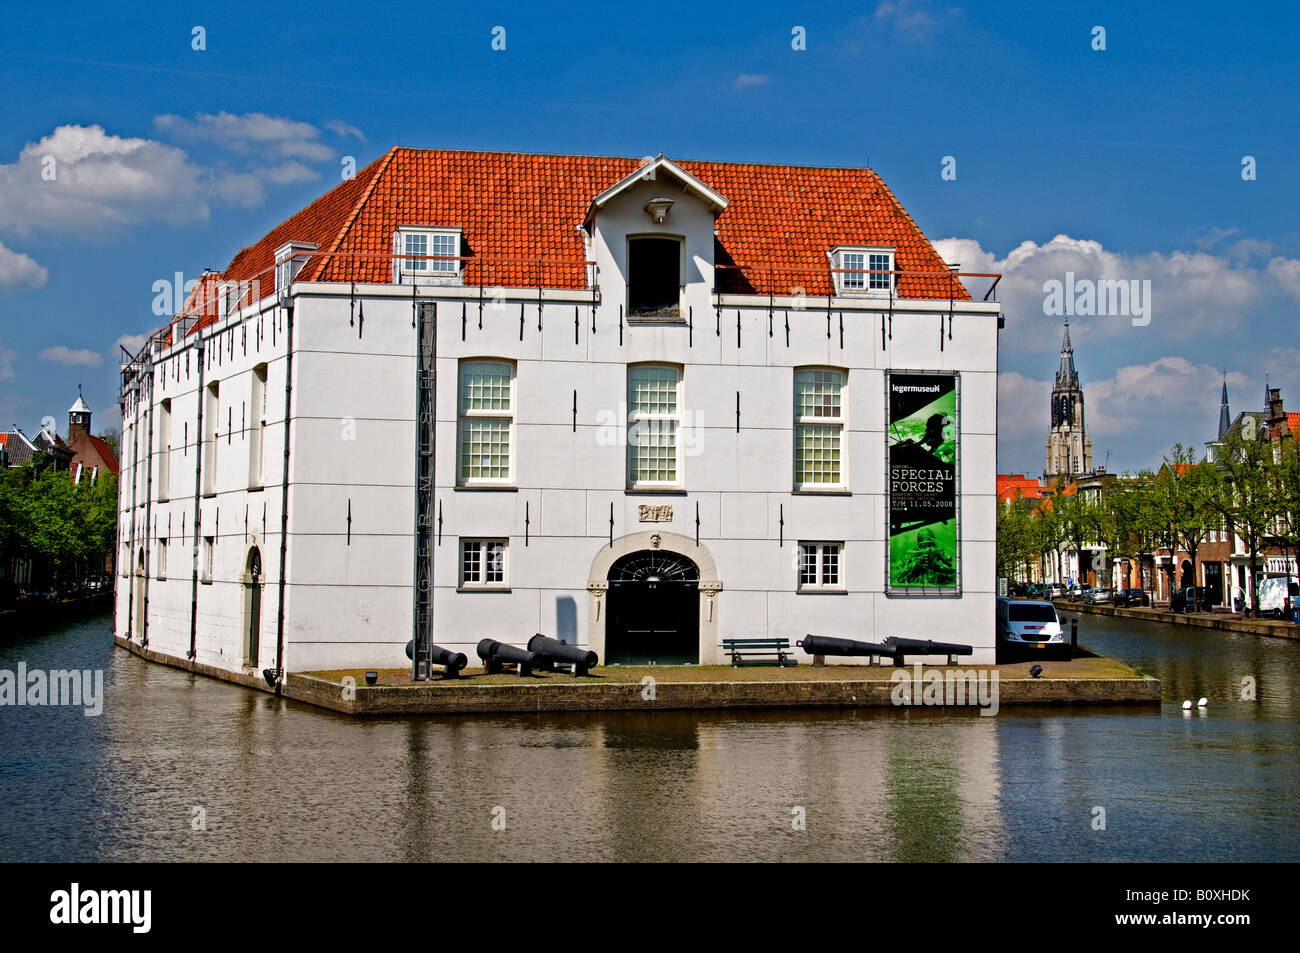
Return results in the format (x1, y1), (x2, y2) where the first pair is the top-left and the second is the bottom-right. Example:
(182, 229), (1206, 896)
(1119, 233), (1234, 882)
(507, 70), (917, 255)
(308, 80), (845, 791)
(887, 372), (958, 592)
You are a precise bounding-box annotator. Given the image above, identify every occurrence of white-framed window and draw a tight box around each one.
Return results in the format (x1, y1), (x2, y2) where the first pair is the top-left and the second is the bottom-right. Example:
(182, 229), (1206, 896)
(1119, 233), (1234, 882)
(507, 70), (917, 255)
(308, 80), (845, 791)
(249, 364), (267, 488)
(457, 360), (514, 483)
(627, 365), (682, 487)
(203, 381), (219, 495)
(394, 228), (461, 283)
(274, 242), (318, 292)
(156, 538), (167, 580)
(834, 247), (894, 296)
(794, 368), (846, 488)
(798, 542), (843, 590)
(202, 536), (214, 583)
(460, 539), (507, 587)
(157, 398), (171, 501)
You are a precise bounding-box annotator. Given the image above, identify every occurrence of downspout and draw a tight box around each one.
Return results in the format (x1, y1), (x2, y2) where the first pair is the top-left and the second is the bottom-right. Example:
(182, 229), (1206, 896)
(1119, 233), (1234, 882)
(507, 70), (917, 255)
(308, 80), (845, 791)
(125, 366), (140, 640)
(273, 296), (295, 693)
(140, 365), (155, 648)
(188, 337), (206, 660)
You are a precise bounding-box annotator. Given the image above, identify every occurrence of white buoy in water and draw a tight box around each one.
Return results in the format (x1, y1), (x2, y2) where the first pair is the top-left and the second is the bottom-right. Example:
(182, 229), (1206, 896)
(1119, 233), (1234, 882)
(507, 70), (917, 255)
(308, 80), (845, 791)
(1198, 697), (1208, 708)
(1182, 700), (1192, 710)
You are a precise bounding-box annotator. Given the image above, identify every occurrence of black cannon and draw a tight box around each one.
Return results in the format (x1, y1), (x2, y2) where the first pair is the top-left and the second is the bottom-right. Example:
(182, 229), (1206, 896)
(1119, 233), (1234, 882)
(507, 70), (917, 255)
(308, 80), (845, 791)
(527, 634), (598, 676)
(405, 640), (470, 678)
(798, 634), (973, 666)
(476, 638), (542, 676)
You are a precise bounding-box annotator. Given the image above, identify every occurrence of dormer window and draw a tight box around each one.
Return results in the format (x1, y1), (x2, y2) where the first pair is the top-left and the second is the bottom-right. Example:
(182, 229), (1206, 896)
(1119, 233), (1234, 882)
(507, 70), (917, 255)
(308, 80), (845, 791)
(628, 236), (681, 318)
(274, 241), (318, 292)
(834, 247), (894, 296)
(394, 228), (461, 284)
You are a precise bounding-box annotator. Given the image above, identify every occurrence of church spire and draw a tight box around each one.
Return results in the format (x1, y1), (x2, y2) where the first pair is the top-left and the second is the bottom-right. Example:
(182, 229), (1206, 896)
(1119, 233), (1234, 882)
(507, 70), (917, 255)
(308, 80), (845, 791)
(1218, 373), (1231, 439)
(1056, 320), (1077, 386)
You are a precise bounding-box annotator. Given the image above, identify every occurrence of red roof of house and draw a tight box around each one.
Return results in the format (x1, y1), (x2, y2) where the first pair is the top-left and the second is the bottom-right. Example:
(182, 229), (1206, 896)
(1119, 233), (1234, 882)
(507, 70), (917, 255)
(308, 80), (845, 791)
(85, 434), (119, 474)
(997, 473), (1045, 503)
(179, 148), (968, 332)
(1288, 412), (1300, 434)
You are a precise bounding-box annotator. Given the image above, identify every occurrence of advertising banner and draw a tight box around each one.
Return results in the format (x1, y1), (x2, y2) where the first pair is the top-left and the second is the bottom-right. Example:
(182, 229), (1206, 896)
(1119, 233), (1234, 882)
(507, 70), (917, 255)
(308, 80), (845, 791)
(887, 372), (959, 593)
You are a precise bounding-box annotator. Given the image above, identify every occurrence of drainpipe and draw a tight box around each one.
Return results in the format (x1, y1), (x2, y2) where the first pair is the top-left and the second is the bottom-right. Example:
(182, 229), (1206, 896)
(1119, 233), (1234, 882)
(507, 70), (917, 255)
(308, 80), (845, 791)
(189, 337), (206, 661)
(125, 363), (141, 640)
(141, 365), (155, 648)
(272, 295), (295, 693)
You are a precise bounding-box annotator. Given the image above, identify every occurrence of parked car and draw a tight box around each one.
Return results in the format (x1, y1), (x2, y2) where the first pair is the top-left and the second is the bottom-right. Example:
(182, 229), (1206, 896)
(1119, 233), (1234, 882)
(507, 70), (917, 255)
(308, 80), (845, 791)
(1255, 577), (1299, 618)
(1067, 586), (1083, 602)
(996, 599), (1068, 659)
(1112, 588), (1150, 607)
(1170, 586), (1211, 613)
(1045, 584), (1064, 599)
(1087, 587), (1112, 604)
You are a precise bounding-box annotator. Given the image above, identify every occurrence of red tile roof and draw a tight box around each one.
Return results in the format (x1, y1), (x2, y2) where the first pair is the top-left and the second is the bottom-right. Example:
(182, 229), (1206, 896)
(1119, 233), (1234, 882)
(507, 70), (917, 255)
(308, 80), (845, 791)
(178, 148), (967, 332)
(997, 473), (1045, 503)
(85, 434), (119, 474)
(1288, 412), (1300, 433)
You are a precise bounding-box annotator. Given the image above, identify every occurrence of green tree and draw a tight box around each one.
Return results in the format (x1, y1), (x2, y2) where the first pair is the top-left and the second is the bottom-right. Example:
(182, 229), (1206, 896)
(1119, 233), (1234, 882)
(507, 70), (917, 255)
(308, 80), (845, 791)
(1208, 429), (1281, 618)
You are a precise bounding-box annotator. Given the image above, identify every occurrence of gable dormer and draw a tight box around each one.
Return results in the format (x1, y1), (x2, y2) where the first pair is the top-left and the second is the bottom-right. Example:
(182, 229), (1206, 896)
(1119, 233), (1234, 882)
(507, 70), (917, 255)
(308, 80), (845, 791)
(584, 155), (727, 321)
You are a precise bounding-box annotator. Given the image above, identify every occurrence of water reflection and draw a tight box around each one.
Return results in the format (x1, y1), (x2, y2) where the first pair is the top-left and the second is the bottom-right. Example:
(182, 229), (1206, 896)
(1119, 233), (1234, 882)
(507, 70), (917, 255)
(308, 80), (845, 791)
(1, 612), (1297, 861)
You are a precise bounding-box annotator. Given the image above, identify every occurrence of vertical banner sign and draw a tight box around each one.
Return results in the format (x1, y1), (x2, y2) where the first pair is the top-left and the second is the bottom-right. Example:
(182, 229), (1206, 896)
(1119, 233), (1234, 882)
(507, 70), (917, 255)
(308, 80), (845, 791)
(887, 372), (959, 593)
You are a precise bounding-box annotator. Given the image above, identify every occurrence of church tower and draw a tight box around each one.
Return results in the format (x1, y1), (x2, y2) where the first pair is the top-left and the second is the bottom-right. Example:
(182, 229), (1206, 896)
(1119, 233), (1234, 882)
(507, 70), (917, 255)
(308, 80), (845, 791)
(1044, 321), (1092, 482)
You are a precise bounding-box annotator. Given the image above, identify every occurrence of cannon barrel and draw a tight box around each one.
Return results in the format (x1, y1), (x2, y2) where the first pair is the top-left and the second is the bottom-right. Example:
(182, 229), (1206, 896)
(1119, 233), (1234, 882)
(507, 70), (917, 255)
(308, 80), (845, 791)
(405, 640), (470, 674)
(797, 634), (894, 657)
(476, 638), (541, 674)
(884, 637), (973, 657)
(527, 634), (598, 673)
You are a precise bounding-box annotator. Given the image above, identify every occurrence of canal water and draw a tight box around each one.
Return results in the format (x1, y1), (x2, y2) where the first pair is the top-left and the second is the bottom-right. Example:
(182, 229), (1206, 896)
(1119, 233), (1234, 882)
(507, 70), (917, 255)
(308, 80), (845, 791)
(1, 610), (1296, 862)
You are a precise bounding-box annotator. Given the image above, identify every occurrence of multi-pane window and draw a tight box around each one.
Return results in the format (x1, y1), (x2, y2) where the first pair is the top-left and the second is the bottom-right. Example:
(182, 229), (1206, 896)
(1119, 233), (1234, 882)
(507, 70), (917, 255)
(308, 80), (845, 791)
(399, 230), (459, 278)
(461, 539), (507, 586)
(202, 536), (214, 583)
(628, 365), (681, 486)
(836, 248), (894, 295)
(458, 361), (513, 482)
(249, 365), (267, 487)
(157, 399), (171, 500)
(156, 538), (167, 580)
(203, 382), (219, 495)
(794, 368), (845, 488)
(799, 543), (843, 590)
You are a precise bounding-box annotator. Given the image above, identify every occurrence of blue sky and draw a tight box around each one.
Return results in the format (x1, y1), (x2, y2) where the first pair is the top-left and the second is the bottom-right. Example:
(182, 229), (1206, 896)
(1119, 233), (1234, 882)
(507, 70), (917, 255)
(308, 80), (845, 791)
(1, 0), (1297, 474)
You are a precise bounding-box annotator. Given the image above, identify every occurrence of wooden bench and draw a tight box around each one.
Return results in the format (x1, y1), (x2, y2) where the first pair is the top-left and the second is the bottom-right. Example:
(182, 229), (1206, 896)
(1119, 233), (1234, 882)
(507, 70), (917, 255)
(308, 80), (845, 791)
(722, 638), (799, 667)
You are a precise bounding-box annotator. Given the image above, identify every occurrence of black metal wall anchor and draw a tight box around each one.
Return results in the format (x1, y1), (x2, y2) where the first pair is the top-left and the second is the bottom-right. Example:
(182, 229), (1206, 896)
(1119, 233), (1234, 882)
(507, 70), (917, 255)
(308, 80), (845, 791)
(461, 301), (467, 340)
(572, 390), (577, 433)
(619, 305), (624, 345)
(736, 392), (741, 433)
(519, 302), (525, 341)
(779, 504), (784, 547)
(538, 287), (543, 332)
(525, 501), (530, 546)
(609, 503), (614, 547)
(350, 281), (356, 326)
(939, 313), (945, 351)
(715, 304), (721, 337)
(695, 501), (700, 545)
(736, 310), (741, 348)
(785, 311), (790, 347)
(478, 284), (484, 328)
(437, 501), (442, 545)
(574, 305), (579, 345)
(688, 306), (693, 346)
(347, 499), (352, 545)
(411, 280), (417, 329)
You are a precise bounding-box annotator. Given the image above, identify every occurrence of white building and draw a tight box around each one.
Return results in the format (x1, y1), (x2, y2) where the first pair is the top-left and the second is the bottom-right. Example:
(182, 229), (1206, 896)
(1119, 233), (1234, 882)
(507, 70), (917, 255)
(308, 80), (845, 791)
(115, 148), (1002, 680)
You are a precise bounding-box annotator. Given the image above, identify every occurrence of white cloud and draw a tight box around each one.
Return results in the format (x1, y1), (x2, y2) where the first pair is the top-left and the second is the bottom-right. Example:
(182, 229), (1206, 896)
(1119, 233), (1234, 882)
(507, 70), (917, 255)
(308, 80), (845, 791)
(39, 345), (103, 368)
(0, 124), (209, 233)
(210, 161), (320, 208)
(154, 111), (334, 162)
(113, 334), (148, 357)
(872, 0), (958, 41)
(1266, 257), (1300, 300)
(0, 240), (47, 289)
(934, 234), (1266, 346)
(324, 120), (366, 142)
(733, 74), (769, 91)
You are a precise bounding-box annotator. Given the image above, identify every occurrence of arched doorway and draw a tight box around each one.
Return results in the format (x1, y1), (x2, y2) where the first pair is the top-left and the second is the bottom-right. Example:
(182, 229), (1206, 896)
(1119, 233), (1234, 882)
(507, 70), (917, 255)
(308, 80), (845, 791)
(134, 548), (146, 639)
(1180, 559), (1194, 590)
(243, 547), (262, 666)
(606, 549), (699, 664)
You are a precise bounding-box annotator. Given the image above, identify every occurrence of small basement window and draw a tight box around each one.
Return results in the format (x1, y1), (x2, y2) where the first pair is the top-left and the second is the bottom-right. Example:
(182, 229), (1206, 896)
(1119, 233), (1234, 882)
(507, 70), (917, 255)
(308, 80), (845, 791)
(628, 237), (681, 318)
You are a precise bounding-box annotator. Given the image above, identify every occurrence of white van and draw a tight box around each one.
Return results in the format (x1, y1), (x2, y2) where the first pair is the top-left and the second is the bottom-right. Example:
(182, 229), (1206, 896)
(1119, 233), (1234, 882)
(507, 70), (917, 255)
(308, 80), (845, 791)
(1256, 577), (1299, 618)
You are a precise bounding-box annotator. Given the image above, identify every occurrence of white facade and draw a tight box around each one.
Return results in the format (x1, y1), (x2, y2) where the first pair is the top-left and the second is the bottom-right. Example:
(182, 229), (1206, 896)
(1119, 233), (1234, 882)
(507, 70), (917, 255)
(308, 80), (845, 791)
(116, 153), (1002, 676)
